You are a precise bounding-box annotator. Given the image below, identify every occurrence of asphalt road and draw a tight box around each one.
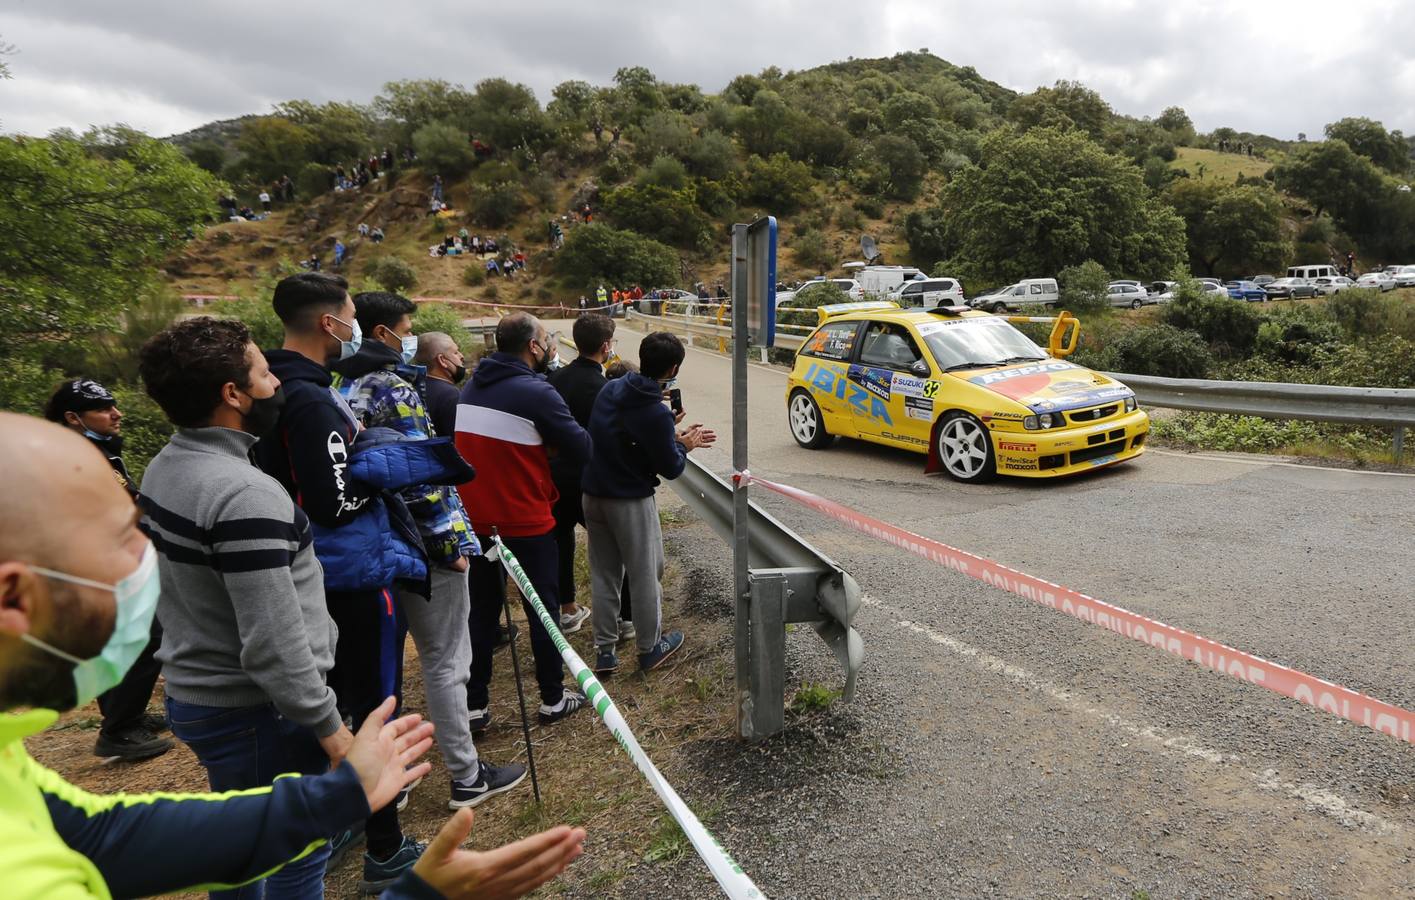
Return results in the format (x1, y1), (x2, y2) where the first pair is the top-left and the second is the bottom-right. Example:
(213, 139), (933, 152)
(554, 320), (1415, 899)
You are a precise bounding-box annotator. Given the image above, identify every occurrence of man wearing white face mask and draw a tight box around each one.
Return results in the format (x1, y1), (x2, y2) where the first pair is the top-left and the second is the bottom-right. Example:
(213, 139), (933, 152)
(0, 411), (589, 899)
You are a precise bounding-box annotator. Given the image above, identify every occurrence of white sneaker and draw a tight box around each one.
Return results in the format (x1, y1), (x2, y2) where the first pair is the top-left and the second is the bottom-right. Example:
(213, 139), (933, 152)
(559, 606), (591, 634)
(618, 620), (637, 643)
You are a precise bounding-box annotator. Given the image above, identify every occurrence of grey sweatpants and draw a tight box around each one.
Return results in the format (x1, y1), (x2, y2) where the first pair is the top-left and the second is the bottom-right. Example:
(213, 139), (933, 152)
(584, 493), (664, 655)
(399, 565), (478, 783)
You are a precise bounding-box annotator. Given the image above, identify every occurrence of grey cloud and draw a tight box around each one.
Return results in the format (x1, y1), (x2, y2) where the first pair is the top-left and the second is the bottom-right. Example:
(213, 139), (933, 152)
(1, 0), (1411, 139)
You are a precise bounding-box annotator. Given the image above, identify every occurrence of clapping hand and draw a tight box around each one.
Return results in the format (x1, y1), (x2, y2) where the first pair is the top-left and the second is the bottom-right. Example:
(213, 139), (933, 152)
(677, 424), (717, 451)
(413, 807), (586, 899)
(344, 696), (435, 813)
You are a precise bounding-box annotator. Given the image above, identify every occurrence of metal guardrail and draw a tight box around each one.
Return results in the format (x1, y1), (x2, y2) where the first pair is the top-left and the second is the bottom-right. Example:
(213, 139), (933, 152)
(1108, 372), (1415, 462)
(669, 457), (864, 734)
(627, 308), (806, 353)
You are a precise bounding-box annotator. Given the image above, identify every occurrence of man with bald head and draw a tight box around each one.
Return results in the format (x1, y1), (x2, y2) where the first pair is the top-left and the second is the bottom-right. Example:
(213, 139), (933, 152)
(455, 313), (590, 729)
(0, 411), (452, 898)
(412, 330), (466, 441)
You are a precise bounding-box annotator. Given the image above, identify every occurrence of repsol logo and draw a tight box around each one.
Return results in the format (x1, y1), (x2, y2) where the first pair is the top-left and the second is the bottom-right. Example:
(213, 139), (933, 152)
(972, 362), (1073, 385)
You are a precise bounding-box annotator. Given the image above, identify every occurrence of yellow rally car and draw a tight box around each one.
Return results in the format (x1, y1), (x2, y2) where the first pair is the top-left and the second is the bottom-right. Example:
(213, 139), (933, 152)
(785, 303), (1149, 482)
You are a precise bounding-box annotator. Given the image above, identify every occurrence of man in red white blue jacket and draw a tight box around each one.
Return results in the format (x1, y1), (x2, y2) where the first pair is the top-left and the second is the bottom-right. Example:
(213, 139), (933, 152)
(455, 314), (590, 728)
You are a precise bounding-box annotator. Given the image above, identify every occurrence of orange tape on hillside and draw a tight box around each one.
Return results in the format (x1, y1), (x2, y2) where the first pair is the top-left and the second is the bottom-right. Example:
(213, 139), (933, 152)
(735, 470), (1415, 746)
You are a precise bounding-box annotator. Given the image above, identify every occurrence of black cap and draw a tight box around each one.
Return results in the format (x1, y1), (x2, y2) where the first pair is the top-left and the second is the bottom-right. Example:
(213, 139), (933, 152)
(44, 379), (118, 423)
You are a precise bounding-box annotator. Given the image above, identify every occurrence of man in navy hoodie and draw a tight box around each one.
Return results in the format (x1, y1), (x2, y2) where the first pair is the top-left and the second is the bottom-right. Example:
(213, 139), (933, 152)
(455, 313), (589, 729)
(254, 272), (427, 892)
(582, 331), (715, 676)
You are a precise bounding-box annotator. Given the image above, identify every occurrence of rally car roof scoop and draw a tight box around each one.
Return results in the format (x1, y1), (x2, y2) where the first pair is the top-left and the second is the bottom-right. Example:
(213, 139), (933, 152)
(926, 304), (973, 317)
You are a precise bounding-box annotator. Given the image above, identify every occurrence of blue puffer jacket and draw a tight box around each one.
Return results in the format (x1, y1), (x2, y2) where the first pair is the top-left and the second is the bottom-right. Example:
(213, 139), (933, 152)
(312, 428), (475, 595)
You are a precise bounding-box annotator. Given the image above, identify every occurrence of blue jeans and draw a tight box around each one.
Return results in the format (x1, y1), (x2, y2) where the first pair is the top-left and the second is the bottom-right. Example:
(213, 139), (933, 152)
(165, 697), (332, 900)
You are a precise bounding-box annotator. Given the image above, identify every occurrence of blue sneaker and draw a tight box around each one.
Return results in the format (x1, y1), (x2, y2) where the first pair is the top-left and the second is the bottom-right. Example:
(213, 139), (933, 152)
(326, 822), (365, 872)
(395, 772), (423, 811)
(594, 647), (619, 676)
(359, 836), (427, 894)
(638, 631), (685, 673)
(450, 760), (528, 809)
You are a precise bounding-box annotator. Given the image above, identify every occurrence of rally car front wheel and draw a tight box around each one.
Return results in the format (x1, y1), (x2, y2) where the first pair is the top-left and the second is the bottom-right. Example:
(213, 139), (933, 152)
(788, 390), (834, 449)
(936, 412), (996, 483)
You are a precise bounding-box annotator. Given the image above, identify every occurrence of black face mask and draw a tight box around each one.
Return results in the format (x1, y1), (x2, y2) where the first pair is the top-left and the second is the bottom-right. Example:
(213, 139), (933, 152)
(242, 385), (286, 437)
(532, 342), (552, 375)
(450, 363), (467, 384)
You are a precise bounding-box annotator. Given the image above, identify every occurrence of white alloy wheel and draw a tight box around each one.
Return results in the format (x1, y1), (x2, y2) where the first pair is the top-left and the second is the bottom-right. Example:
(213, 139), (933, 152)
(936, 413), (996, 482)
(788, 390), (833, 449)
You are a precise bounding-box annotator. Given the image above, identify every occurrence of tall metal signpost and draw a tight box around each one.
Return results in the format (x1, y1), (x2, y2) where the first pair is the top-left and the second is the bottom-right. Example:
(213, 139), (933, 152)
(731, 217), (777, 739)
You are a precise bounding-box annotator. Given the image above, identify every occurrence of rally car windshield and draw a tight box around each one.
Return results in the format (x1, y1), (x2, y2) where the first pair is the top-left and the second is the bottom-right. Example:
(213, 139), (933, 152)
(920, 318), (1048, 371)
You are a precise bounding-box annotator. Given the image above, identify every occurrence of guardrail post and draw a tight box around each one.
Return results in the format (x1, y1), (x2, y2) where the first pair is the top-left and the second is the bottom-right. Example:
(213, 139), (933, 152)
(1395, 426), (1406, 465)
(745, 571), (787, 740)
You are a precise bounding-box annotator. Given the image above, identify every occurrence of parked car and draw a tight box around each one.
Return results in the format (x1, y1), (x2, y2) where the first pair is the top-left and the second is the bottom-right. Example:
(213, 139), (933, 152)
(1225, 280), (1268, 302)
(775, 278), (863, 308)
(1245, 274), (1276, 286)
(892, 277), (966, 307)
(968, 278), (1060, 312)
(1355, 272), (1396, 292)
(1109, 279), (1143, 288)
(1146, 280), (1177, 301)
(1394, 265), (1415, 288)
(1263, 277), (1320, 300)
(1287, 264), (1339, 280)
(1312, 276), (1355, 296)
(1107, 283), (1151, 309)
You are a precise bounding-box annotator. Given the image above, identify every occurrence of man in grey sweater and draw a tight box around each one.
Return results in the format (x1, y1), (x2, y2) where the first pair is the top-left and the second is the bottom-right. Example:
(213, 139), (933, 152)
(137, 316), (352, 898)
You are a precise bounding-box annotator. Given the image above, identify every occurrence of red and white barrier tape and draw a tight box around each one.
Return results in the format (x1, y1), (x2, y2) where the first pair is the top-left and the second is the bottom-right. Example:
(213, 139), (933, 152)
(410, 296), (629, 313)
(733, 471), (1415, 746)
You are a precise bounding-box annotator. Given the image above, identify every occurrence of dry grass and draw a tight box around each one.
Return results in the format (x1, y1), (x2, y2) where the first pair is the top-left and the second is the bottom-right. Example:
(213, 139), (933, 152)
(26, 522), (739, 898)
(1169, 146), (1273, 183)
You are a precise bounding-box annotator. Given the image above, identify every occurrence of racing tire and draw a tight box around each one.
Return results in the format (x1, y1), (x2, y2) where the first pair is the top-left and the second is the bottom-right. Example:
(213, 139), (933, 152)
(1130, 298), (1142, 309)
(990, 301), (1007, 314)
(788, 390), (834, 450)
(935, 412), (996, 483)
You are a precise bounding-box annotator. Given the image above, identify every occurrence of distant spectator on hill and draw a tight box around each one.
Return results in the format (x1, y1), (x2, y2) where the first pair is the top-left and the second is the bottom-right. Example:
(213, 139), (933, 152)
(371, 226), (385, 244)
(334, 240), (346, 268)
(259, 189), (271, 212)
(431, 175), (443, 203)
(382, 147), (394, 170)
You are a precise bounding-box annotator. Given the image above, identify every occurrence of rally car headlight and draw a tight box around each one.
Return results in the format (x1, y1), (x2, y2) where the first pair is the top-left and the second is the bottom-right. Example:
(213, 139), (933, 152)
(1023, 414), (1055, 430)
(1125, 396), (1137, 412)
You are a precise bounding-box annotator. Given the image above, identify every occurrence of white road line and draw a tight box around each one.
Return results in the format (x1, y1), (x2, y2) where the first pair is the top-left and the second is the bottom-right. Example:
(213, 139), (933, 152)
(860, 594), (1398, 834)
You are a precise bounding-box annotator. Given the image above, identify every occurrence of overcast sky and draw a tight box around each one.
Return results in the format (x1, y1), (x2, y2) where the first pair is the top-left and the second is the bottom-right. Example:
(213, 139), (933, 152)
(3, 0), (1413, 141)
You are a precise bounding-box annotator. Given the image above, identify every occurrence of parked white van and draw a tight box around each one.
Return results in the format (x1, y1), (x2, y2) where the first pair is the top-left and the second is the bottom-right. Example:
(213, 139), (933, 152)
(1287, 264), (1338, 280)
(842, 263), (926, 296)
(969, 278), (1060, 312)
(891, 276), (966, 307)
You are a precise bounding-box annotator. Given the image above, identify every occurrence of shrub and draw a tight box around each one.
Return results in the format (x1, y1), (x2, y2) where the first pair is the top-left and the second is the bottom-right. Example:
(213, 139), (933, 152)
(483, 283), (499, 300)
(554, 223), (679, 288)
(1057, 260), (1112, 314)
(778, 282), (849, 331)
(412, 303), (481, 359)
(462, 266), (487, 287)
(295, 160), (333, 198)
(212, 296), (285, 349)
(1253, 304), (1344, 364)
(792, 229), (834, 272)
(363, 255), (419, 293)
(1323, 288), (1415, 342)
(600, 182), (713, 250)
(853, 196), (885, 219)
(1084, 323), (1214, 378)
(1162, 282), (1260, 356)
(598, 147), (637, 185)
(412, 122), (475, 176)
(470, 181), (526, 228)
(743, 153), (816, 213)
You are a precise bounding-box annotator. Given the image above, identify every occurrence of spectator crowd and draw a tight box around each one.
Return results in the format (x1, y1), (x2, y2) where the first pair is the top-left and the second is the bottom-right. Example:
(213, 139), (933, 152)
(1, 271), (715, 899)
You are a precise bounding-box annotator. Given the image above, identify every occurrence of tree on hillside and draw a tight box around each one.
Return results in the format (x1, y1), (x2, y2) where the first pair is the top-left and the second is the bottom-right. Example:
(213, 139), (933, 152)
(468, 78), (549, 150)
(548, 80), (596, 126)
(554, 223), (679, 288)
(412, 122), (476, 176)
(1008, 80), (1110, 140)
(743, 153), (816, 213)
(1164, 180), (1289, 276)
(0, 133), (221, 362)
(1157, 106), (1196, 145)
(234, 116), (317, 182)
(605, 66), (666, 127)
(273, 100), (377, 164)
(375, 79), (476, 143)
(601, 181), (713, 251)
(1323, 117), (1409, 174)
(1272, 139), (1385, 220)
(850, 134), (926, 201)
(935, 126), (1186, 282)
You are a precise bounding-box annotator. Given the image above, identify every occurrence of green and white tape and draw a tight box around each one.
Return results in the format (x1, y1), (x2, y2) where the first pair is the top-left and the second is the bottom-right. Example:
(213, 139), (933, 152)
(489, 537), (765, 900)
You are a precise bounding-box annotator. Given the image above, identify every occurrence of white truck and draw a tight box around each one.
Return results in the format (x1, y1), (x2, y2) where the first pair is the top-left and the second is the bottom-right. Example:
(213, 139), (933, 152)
(968, 277), (1060, 312)
(841, 263), (926, 297)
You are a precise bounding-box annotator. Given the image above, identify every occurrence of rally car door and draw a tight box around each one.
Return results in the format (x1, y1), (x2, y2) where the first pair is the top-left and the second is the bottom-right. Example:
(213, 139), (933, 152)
(798, 319), (865, 436)
(846, 320), (932, 450)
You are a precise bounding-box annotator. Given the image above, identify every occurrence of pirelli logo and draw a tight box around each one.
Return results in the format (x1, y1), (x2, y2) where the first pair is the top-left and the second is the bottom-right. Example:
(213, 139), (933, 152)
(998, 441), (1036, 452)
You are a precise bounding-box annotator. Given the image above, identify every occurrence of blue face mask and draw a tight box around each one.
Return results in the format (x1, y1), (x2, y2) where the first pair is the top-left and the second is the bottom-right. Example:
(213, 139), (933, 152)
(82, 429), (112, 443)
(330, 315), (362, 360)
(22, 544), (161, 708)
(399, 333), (418, 365)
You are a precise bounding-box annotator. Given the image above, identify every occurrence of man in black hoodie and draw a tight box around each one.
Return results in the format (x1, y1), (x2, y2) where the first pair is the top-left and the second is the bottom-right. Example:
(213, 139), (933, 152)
(581, 332), (715, 676)
(254, 273), (426, 892)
